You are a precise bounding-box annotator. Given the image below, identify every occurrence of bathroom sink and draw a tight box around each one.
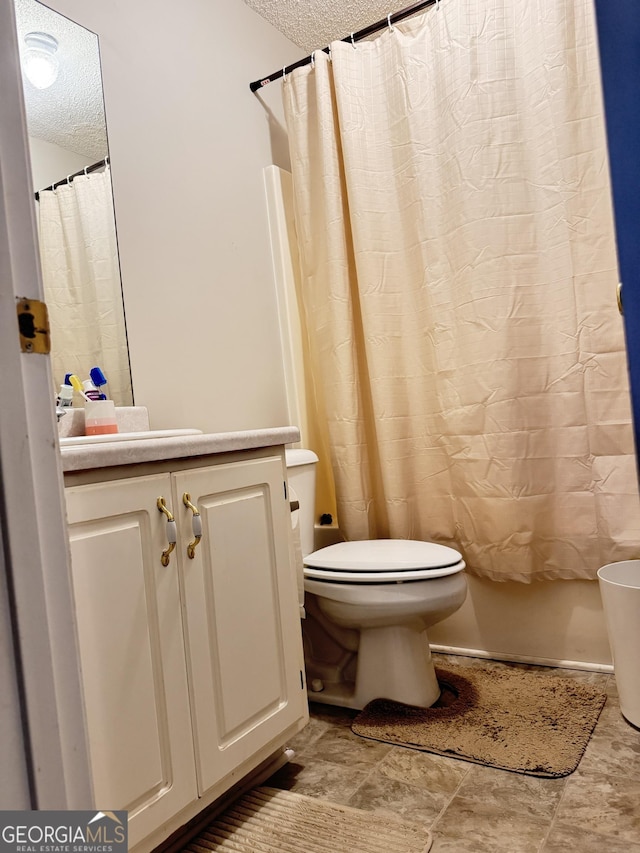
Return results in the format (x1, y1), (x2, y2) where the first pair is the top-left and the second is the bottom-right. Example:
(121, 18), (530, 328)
(59, 428), (202, 447)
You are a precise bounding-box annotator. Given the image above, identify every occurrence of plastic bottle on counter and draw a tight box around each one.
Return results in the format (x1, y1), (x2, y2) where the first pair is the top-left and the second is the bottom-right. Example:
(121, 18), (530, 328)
(83, 379), (102, 401)
(56, 383), (74, 407)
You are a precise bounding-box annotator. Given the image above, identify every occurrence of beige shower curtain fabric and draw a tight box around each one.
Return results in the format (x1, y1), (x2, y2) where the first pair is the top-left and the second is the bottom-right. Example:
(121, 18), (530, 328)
(38, 166), (132, 405)
(283, 0), (640, 581)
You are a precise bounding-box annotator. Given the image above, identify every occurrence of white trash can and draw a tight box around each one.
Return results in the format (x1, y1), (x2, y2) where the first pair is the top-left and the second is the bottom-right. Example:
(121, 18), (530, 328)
(597, 560), (640, 727)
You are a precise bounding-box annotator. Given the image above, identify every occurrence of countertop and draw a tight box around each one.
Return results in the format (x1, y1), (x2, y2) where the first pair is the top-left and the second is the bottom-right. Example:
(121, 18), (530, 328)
(60, 426), (301, 472)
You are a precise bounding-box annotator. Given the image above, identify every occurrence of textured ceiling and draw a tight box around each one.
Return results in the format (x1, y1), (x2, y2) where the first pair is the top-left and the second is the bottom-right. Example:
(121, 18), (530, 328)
(13, 0), (411, 163)
(14, 0), (107, 161)
(242, 0), (414, 53)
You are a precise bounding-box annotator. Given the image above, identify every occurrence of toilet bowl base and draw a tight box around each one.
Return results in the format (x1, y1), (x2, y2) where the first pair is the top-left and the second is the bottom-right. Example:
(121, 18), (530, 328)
(307, 679), (363, 710)
(306, 625), (440, 710)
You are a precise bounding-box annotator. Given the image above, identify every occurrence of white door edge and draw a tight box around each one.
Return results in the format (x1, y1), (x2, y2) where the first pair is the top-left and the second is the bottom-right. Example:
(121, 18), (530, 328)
(0, 0), (92, 809)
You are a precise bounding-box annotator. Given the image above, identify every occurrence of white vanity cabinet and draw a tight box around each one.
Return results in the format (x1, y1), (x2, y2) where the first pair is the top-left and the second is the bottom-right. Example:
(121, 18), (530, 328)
(64, 448), (307, 852)
(65, 470), (196, 847)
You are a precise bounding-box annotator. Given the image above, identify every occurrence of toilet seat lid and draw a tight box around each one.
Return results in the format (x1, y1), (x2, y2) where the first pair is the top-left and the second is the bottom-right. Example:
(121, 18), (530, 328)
(303, 539), (464, 582)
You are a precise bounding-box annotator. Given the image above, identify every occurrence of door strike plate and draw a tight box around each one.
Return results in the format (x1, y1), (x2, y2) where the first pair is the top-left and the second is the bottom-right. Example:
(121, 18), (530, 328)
(16, 298), (51, 353)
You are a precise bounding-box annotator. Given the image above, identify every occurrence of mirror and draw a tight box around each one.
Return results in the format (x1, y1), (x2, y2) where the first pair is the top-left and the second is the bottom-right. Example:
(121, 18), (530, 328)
(14, 0), (133, 406)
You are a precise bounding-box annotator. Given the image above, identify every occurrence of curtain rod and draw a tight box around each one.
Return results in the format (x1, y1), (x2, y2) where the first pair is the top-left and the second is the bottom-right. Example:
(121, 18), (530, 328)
(249, 0), (437, 92)
(34, 156), (109, 201)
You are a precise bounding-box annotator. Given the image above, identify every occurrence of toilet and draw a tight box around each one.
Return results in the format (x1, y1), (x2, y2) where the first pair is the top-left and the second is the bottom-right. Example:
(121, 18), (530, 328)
(286, 449), (467, 710)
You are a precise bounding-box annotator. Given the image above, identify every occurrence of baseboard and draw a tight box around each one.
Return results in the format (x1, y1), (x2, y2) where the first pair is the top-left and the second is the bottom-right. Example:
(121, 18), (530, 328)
(431, 643), (614, 674)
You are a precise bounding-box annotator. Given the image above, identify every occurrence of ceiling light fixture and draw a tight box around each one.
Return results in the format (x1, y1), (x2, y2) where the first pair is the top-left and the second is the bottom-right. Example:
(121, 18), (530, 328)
(22, 31), (59, 90)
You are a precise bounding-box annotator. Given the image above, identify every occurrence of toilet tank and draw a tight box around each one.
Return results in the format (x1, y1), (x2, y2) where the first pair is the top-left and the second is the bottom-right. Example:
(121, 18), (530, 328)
(285, 448), (318, 557)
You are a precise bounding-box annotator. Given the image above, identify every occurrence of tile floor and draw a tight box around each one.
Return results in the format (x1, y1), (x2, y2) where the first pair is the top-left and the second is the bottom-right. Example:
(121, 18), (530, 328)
(266, 654), (640, 852)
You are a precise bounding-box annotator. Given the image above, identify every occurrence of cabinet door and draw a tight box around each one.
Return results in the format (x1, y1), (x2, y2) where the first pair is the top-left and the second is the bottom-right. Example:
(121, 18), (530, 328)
(174, 456), (306, 795)
(65, 475), (197, 848)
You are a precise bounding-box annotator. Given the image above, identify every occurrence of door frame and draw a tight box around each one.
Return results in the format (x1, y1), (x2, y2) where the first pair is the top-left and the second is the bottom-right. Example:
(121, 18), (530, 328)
(594, 0), (640, 457)
(0, 0), (92, 808)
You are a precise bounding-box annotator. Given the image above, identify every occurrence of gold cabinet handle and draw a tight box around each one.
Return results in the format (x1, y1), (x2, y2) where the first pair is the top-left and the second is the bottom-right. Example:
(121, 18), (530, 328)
(183, 492), (202, 559)
(157, 497), (177, 566)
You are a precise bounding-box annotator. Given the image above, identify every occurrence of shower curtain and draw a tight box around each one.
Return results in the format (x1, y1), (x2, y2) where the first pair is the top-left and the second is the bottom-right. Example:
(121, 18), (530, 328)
(38, 165), (132, 406)
(282, 0), (640, 582)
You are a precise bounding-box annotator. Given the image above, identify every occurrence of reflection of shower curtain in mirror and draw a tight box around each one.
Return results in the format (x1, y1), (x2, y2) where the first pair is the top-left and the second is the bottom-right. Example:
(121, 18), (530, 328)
(38, 165), (132, 405)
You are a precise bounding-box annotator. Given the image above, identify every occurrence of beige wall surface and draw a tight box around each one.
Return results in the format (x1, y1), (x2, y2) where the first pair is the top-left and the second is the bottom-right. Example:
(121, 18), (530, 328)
(44, 0), (303, 433)
(429, 576), (612, 668)
(29, 137), (94, 194)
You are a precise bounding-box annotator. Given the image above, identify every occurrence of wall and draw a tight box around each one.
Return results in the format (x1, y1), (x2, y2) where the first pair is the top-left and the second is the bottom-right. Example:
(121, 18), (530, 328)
(44, 0), (304, 433)
(429, 577), (612, 669)
(28, 136), (93, 193)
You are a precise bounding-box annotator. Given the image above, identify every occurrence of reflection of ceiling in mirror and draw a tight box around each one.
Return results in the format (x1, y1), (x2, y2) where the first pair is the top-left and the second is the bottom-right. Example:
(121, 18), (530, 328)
(14, 0), (107, 160)
(242, 0), (415, 53)
(13, 0), (419, 163)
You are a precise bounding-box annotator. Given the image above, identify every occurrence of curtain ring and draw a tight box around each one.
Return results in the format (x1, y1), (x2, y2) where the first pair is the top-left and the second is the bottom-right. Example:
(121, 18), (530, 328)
(310, 50), (315, 69)
(435, 0), (440, 8)
(387, 13), (394, 32)
(328, 45), (332, 61)
(66, 174), (72, 185)
(282, 65), (287, 82)
(350, 32), (357, 49)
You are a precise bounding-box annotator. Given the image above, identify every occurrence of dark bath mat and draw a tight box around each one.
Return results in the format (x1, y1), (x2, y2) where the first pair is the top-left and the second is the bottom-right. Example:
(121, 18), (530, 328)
(352, 664), (607, 777)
